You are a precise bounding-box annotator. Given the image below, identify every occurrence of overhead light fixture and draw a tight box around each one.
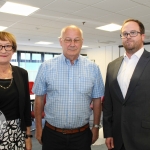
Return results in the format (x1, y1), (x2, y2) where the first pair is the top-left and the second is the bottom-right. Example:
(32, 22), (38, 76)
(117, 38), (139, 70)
(0, 26), (7, 31)
(0, 2), (39, 16)
(35, 41), (53, 45)
(82, 45), (88, 48)
(96, 23), (122, 32)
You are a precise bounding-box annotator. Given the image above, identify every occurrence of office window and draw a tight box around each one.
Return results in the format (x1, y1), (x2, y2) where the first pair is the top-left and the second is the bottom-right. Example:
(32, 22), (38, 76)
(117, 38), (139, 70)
(44, 54), (53, 61)
(32, 53), (41, 61)
(10, 51), (87, 81)
(11, 52), (18, 66)
(21, 53), (30, 61)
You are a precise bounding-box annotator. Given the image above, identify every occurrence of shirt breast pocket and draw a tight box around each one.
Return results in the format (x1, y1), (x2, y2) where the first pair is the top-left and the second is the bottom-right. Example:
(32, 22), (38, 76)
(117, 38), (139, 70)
(46, 73), (59, 92)
(78, 77), (94, 94)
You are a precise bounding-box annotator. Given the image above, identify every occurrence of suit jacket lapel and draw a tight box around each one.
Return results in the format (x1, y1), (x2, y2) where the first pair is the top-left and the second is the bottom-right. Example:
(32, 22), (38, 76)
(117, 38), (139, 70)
(113, 56), (124, 102)
(125, 50), (150, 101)
(12, 65), (24, 100)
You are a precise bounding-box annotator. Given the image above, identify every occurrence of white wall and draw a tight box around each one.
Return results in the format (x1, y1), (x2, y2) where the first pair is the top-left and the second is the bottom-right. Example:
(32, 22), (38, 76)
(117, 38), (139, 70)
(144, 45), (150, 51)
(83, 45), (120, 82)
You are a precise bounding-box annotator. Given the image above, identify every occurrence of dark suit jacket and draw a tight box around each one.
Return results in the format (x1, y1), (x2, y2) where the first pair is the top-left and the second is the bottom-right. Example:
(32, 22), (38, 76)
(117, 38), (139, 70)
(12, 65), (31, 131)
(103, 50), (150, 150)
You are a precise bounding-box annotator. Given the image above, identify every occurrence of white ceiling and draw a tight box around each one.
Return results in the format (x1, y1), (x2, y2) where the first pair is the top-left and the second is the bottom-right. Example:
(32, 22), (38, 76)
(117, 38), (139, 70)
(1, 0), (150, 50)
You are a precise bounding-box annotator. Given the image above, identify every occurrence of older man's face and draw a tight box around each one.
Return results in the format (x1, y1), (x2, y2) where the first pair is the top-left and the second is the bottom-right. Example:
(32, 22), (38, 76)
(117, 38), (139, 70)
(60, 27), (83, 61)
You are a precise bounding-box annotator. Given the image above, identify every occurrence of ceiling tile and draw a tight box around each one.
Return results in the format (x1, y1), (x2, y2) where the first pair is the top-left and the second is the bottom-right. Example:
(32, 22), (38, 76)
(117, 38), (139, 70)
(10, 23), (40, 31)
(137, 15), (150, 24)
(56, 14), (89, 26)
(74, 7), (112, 19)
(44, 0), (87, 13)
(68, 0), (103, 5)
(117, 5), (150, 18)
(92, 0), (139, 12)
(43, 21), (70, 29)
(6, 28), (45, 36)
(21, 17), (50, 26)
(0, 20), (15, 27)
(95, 13), (129, 25)
(131, 0), (150, 7)
(10, 23), (60, 34)
(0, 12), (24, 22)
(33, 9), (68, 20)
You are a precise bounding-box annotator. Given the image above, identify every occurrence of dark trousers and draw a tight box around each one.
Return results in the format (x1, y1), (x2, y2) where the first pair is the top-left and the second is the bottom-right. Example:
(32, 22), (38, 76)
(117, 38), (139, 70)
(112, 144), (126, 150)
(42, 125), (92, 150)
(120, 144), (126, 150)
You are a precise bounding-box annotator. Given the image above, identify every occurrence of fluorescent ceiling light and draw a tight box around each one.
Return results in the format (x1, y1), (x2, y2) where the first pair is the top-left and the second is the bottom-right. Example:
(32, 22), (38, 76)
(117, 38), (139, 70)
(35, 41), (53, 45)
(0, 2), (39, 16)
(82, 45), (88, 48)
(96, 23), (122, 32)
(0, 26), (7, 31)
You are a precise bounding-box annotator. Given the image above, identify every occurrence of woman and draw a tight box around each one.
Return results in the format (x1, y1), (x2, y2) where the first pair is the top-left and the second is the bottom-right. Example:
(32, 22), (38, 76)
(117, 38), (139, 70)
(0, 32), (32, 150)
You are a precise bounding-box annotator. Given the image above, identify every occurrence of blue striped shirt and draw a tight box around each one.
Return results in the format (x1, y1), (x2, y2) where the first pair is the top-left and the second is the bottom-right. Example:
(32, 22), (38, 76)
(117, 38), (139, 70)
(32, 54), (104, 128)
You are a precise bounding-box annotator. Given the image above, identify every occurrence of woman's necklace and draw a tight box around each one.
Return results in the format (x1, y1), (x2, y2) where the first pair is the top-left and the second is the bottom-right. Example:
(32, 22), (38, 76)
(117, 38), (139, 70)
(0, 65), (13, 90)
(0, 78), (13, 89)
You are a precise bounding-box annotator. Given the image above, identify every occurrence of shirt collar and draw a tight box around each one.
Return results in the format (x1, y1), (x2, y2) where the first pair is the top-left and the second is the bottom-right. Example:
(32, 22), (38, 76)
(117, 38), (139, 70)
(61, 54), (80, 65)
(124, 47), (144, 59)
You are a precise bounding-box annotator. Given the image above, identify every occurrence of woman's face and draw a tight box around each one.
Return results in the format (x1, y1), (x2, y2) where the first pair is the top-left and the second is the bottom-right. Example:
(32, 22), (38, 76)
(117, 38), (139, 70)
(0, 40), (14, 65)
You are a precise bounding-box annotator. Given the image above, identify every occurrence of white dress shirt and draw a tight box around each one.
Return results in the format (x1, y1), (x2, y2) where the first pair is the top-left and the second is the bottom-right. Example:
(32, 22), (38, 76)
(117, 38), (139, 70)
(117, 48), (144, 98)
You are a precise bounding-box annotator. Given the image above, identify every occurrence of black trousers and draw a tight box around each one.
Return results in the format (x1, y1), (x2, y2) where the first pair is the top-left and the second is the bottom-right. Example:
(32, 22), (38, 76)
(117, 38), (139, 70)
(42, 125), (92, 150)
(112, 144), (126, 150)
(120, 144), (126, 150)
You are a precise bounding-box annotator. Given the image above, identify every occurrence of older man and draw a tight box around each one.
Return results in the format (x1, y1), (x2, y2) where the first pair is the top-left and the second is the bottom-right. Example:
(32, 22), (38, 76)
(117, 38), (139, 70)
(33, 25), (104, 150)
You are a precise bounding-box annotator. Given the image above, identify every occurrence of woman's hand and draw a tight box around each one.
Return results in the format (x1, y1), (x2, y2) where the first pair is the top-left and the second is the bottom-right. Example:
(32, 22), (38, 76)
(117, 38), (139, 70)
(25, 138), (32, 150)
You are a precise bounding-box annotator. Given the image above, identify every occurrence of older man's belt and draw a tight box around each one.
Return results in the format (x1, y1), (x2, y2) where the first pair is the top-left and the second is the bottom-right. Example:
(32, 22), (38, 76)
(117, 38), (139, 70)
(45, 122), (89, 134)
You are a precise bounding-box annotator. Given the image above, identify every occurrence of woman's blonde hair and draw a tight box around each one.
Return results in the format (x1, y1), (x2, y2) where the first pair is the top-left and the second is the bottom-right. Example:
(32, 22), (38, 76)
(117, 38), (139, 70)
(0, 31), (17, 52)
